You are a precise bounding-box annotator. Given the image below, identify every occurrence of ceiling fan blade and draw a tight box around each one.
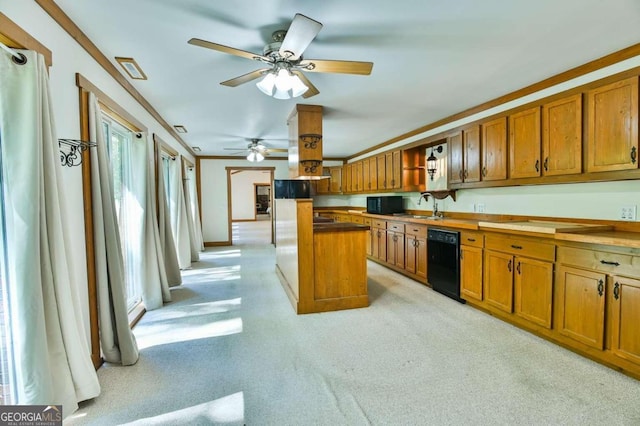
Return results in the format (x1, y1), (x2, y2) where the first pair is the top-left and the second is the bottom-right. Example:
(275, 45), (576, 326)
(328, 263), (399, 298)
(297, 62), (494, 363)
(265, 148), (288, 153)
(300, 59), (373, 75)
(292, 71), (319, 98)
(279, 14), (323, 60)
(188, 38), (270, 62)
(221, 69), (271, 87)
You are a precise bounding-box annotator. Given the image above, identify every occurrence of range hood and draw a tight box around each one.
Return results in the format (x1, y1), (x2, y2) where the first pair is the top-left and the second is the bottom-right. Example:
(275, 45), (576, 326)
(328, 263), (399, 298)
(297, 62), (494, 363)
(287, 104), (325, 180)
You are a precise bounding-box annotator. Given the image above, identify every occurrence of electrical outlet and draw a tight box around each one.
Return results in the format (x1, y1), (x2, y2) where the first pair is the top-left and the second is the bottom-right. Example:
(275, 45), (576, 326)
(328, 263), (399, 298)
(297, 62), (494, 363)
(620, 205), (637, 221)
(476, 203), (486, 213)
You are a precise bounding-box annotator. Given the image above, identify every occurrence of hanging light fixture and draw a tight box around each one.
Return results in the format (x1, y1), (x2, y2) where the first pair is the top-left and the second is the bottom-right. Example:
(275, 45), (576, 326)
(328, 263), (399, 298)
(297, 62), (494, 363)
(246, 149), (264, 162)
(256, 63), (308, 99)
(427, 145), (443, 181)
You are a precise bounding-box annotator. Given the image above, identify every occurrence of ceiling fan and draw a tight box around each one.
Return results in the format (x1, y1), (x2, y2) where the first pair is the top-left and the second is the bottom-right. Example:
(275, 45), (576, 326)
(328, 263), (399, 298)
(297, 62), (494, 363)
(188, 13), (374, 99)
(224, 138), (288, 162)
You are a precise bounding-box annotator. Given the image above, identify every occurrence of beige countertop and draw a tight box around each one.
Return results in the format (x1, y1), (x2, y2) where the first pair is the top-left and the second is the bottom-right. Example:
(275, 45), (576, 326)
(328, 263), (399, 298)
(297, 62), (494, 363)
(315, 208), (640, 249)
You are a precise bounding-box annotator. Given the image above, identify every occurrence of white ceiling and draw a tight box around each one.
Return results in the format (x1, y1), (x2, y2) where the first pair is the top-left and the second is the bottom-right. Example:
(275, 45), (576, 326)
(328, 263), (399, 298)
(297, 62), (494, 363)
(55, 0), (640, 158)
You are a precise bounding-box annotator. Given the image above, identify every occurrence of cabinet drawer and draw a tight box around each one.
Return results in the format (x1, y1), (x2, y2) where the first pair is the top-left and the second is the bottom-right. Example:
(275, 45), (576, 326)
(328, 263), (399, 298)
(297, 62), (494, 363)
(557, 246), (640, 278)
(461, 231), (484, 248)
(362, 218), (372, 226)
(372, 219), (386, 229)
(485, 234), (555, 261)
(405, 224), (427, 238)
(350, 216), (364, 224)
(387, 222), (406, 233)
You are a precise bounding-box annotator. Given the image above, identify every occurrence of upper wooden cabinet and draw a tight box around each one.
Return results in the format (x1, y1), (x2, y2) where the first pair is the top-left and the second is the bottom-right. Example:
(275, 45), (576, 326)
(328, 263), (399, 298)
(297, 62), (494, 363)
(542, 94), (583, 176)
(343, 163), (352, 193)
(367, 157), (378, 191)
(448, 126), (481, 184)
(509, 107), (541, 179)
(385, 150), (402, 190)
(587, 76), (639, 173)
(481, 117), (508, 181)
(329, 166), (342, 193)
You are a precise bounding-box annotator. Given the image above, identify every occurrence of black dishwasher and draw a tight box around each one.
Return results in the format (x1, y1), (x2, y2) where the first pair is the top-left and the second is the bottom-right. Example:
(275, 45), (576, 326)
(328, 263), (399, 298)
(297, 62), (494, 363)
(427, 228), (465, 304)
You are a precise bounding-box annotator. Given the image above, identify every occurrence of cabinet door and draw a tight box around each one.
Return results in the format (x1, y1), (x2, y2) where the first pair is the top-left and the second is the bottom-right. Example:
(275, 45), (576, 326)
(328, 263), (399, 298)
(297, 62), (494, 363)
(343, 164), (352, 193)
(556, 266), (606, 349)
(394, 232), (405, 268)
(386, 151), (402, 189)
(610, 276), (640, 365)
(355, 161), (364, 192)
(373, 229), (387, 261)
(461, 245), (483, 301)
(514, 257), (553, 328)
(368, 157), (378, 191)
(481, 117), (508, 181)
(484, 250), (513, 312)
(587, 76), (639, 172)
(377, 155), (387, 189)
(542, 94), (582, 176)
(315, 177), (330, 194)
(405, 236), (417, 274)
(415, 237), (427, 279)
(448, 131), (464, 184)
(366, 228), (373, 256)
(362, 160), (371, 192)
(386, 231), (405, 268)
(509, 107), (541, 179)
(329, 167), (342, 193)
(464, 125), (481, 183)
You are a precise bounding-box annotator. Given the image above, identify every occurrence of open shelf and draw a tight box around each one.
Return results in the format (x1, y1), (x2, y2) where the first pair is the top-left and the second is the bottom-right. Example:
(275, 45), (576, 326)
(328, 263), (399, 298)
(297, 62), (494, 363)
(420, 189), (457, 201)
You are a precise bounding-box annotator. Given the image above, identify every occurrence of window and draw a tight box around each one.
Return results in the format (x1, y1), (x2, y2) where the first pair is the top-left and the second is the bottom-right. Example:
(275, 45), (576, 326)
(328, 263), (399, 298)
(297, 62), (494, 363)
(101, 114), (142, 311)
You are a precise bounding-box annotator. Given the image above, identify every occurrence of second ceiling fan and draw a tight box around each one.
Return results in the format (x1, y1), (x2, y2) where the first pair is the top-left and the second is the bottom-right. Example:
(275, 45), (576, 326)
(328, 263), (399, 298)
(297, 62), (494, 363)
(188, 13), (374, 99)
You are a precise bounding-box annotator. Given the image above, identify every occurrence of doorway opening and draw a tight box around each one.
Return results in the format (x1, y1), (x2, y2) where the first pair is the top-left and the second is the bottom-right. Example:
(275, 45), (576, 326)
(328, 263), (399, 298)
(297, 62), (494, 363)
(227, 167), (275, 245)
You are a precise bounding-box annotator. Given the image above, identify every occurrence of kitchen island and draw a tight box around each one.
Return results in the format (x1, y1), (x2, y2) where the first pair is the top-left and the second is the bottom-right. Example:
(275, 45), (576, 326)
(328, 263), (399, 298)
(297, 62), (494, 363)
(275, 199), (370, 314)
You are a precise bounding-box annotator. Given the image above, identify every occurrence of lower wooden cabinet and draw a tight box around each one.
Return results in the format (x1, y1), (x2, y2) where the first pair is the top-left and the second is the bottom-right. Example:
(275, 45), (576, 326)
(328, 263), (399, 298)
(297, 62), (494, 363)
(555, 262), (607, 350)
(386, 230), (405, 269)
(514, 257), (553, 328)
(609, 276), (640, 364)
(371, 227), (386, 262)
(405, 234), (427, 279)
(460, 245), (483, 301)
(484, 250), (514, 313)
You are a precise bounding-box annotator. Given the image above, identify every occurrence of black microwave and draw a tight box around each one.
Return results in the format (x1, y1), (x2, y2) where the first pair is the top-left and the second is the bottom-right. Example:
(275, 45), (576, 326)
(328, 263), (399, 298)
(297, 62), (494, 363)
(366, 196), (404, 215)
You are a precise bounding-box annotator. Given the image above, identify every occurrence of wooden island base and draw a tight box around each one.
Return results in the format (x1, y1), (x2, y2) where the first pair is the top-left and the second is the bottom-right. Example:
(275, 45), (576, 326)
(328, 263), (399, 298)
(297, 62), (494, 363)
(275, 199), (369, 314)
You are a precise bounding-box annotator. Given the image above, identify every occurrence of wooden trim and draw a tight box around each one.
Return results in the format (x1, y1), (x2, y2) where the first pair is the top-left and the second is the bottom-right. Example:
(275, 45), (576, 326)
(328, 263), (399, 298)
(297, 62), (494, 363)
(76, 74), (147, 132)
(198, 155), (289, 161)
(128, 303), (146, 328)
(78, 87), (101, 369)
(0, 13), (52, 67)
(204, 241), (231, 247)
(196, 157), (202, 231)
(348, 43), (640, 160)
(226, 168), (233, 243)
(35, 0), (195, 156)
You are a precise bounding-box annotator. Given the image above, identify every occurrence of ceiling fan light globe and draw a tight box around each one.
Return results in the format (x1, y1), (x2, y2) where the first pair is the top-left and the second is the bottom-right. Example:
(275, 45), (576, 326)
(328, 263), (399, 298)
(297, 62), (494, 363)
(273, 87), (291, 99)
(256, 72), (276, 95)
(255, 152), (265, 162)
(247, 151), (256, 162)
(274, 68), (294, 91)
(290, 75), (308, 98)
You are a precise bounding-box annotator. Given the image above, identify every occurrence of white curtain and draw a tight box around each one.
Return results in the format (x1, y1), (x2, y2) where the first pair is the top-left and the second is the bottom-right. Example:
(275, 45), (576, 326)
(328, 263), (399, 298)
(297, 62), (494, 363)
(182, 166), (200, 262)
(0, 50), (100, 413)
(187, 167), (205, 251)
(156, 145), (181, 286)
(135, 132), (172, 309)
(168, 158), (191, 269)
(88, 93), (139, 365)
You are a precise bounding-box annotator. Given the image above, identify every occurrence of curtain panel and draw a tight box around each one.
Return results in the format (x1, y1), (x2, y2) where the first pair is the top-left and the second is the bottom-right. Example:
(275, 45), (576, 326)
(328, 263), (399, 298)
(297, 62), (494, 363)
(88, 93), (139, 366)
(0, 50), (100, 414)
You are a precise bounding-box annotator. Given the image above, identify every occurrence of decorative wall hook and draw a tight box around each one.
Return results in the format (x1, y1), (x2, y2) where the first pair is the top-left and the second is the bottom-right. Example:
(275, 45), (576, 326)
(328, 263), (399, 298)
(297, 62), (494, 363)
(58, 139), (96, 167)
(299, 133), (322, 149)
(300, 159), (322, 173)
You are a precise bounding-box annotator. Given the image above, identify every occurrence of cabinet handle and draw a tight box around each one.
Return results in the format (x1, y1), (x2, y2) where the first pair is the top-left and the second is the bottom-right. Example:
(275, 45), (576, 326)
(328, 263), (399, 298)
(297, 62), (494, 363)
(460, 251), (464, 260)
(597, 279), (604, 297)
(393, 235), (397, 242)
(632, 147), (637, 164)
(482, 166), (487, 177)
(516, 261), (521, 274)
(535, 159), (540, 172)
(543, 157), (549, 172)
(511, 244), (523, 250)
(508, 259), (512, 272)
(459, 170), (463, 180)
(377, 230), (381, 237)
(613, 282), (620, 300)
(464, 169), (468, 179)
(600, 260), (620, 266)
(467, 238), (476, 242)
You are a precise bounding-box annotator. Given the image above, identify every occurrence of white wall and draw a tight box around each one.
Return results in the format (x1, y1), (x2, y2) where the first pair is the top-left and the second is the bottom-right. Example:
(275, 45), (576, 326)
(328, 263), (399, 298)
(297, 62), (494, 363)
(230, 170), (271, 220)
(1, 2), (194, 343)
(200, 159), (289, 243)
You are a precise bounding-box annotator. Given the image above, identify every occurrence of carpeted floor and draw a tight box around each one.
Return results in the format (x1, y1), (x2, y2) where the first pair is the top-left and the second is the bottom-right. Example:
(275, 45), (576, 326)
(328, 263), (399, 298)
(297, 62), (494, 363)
(67, 225), (640, 425)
